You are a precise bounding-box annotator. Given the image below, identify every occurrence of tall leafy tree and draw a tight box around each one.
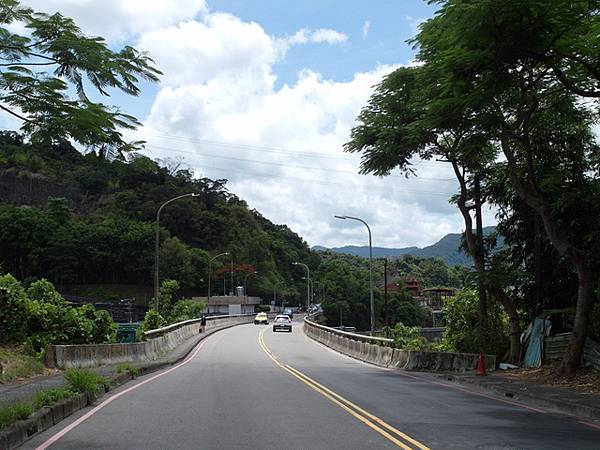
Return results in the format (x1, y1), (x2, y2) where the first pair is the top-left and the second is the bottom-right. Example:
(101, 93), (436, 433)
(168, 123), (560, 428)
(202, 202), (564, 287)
(0, 0), (161, 154)
(345, 66), (522, 362)
(413, 0), (600, 373)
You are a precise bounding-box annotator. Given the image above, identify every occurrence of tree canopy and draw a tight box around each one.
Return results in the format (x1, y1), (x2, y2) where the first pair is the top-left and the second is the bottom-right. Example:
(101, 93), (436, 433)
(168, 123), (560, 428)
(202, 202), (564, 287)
(0, 0), (161, 154)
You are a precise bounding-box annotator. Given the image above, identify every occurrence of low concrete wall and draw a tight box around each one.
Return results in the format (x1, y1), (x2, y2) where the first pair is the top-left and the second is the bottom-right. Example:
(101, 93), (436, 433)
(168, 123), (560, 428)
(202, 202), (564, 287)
(46, 314), (253, 369)
(304, 317), (495, 372)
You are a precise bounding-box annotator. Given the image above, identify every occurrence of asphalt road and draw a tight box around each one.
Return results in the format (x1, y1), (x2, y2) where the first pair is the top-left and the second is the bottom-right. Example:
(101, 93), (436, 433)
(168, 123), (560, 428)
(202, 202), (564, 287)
(23, 320), (600, 450)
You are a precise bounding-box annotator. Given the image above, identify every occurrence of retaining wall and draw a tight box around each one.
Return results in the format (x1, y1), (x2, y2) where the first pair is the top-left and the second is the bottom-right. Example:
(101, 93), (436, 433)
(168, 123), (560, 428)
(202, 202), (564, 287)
(304, 318), (495, 372)
(46, 314), (253, 369)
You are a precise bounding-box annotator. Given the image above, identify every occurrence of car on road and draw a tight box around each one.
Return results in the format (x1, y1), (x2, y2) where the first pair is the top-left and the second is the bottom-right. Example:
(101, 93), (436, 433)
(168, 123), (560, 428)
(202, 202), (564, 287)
(283, 308), (294, 319)
(272, 315), (292, 332)
(254, 312), (268, 325)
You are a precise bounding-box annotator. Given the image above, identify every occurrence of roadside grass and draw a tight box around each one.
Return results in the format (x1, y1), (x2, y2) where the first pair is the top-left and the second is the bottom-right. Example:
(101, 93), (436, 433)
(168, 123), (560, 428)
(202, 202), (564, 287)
(0, 346), (46, 383)
(64, 368), (108, 399)
(0, 368), (110, 431)
(32, 388), (77, 409)
(116, 362), (140, 378)
(0, 403), (33, 429)
(0, 387), (76, 430)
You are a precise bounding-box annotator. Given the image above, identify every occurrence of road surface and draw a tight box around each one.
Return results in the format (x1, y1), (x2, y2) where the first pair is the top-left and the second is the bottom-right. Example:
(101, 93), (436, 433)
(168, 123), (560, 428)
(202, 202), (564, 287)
(23, 320), (600, 449)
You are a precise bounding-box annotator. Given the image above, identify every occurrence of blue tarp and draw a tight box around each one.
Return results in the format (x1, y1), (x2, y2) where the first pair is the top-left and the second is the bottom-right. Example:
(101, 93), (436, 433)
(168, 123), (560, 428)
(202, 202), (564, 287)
(523, 318), (552, 368)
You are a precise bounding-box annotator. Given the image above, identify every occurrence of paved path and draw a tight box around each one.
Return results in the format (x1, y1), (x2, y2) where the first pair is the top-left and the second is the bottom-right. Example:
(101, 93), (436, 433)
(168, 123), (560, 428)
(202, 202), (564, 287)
(21, 321), (600, 449)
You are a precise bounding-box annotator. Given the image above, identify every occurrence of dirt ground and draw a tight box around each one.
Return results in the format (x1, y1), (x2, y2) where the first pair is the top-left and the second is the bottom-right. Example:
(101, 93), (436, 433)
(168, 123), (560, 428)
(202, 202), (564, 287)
(502, 361), (600, 394)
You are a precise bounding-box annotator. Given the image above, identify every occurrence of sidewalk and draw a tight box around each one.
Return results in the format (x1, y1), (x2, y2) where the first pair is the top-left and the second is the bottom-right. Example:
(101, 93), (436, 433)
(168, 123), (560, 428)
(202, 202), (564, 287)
(436, 371), (600, 421)
(0, 326), (210, 408)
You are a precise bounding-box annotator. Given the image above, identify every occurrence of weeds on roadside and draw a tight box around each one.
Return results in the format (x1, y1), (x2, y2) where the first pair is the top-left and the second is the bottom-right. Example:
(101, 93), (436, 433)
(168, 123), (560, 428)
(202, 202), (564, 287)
(32, 388), (77, 409)
(116, 362), (140, 378)
(64, 369), (108, 399)
(0, 403), (33, 429)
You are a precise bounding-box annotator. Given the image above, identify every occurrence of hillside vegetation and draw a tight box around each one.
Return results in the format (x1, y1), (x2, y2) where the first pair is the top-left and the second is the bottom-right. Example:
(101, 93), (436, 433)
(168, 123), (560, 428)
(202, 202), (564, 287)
(0, 132), (316, 304)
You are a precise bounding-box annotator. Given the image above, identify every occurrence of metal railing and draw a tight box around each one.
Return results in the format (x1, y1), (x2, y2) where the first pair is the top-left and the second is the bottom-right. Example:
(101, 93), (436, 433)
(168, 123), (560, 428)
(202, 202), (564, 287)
(304, 315), (393, 345)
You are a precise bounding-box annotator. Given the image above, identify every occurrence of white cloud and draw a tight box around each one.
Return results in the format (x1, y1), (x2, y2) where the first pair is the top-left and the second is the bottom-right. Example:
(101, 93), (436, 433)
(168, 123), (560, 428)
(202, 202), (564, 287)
(131, 10), (464, 248)
(284, 28), (348, 46)
(361, 20), (370, 39)
(21, 0), (207, 41)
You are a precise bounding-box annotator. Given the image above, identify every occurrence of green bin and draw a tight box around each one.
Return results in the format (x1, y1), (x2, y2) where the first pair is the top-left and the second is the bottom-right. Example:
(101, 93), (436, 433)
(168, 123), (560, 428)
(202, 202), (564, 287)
(117, 323), (140, 343)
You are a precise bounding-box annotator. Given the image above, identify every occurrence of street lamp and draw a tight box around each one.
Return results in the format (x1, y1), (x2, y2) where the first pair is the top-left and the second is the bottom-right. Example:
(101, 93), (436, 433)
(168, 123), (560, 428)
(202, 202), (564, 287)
(154, 192), (199, 311)
(293, 262), (310, 312)
(208, 252), (230, 314)
(335, 215), (375, 333)
(273, 281), (285, 310)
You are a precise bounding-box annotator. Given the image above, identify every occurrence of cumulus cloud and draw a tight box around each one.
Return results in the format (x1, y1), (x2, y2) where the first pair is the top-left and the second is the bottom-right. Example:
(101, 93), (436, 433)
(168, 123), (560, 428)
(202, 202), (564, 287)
(131, 11), (464, 248)
(21, 0), (207, 41)
(361, 20), (370, 39)
(285, 28), (348, 46)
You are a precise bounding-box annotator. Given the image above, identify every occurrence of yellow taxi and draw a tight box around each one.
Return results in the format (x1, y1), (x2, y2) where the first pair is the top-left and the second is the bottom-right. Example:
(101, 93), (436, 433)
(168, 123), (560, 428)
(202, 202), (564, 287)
(254, 312), (269, 325)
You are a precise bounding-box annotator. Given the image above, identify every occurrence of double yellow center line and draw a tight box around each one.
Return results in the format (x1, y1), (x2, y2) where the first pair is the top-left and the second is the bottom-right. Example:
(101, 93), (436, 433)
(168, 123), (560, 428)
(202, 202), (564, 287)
(258, 328), (430, 450)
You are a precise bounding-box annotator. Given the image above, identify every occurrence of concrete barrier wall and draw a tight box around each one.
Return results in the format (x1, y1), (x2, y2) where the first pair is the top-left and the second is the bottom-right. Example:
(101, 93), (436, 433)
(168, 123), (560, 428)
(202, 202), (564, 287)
(46, 314), (253, 369)
(304, 318), (495, 372)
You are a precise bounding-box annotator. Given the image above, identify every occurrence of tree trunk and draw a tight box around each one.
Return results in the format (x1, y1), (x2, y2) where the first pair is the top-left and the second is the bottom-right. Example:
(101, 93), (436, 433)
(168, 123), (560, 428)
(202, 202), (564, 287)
(488, 286), (521, 364)
(450, 161), (521, 362)
(560, 255), (594, 374)
(500, 137), (593, 374)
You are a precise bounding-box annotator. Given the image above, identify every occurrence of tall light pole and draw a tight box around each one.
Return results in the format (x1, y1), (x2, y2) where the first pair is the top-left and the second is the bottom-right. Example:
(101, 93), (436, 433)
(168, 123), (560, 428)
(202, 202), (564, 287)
(208, 252), (229, 314)
(293, 262), (310, 311)
(335, 215), (375, 333)
(230, 256), (234, 296)
(154, 192), (199, 311)
(273, 281), (285, 310)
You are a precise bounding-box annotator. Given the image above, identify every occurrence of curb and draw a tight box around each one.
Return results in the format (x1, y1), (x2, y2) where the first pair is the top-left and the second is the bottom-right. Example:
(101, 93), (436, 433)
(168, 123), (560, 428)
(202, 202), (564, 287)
(439, 374), (600, 421)
(0, 320), (248, 450)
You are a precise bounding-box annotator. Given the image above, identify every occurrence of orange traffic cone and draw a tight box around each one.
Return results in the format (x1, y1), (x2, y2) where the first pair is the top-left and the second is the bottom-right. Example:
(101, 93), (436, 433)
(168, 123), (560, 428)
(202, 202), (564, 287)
(475, 353), (487, 376)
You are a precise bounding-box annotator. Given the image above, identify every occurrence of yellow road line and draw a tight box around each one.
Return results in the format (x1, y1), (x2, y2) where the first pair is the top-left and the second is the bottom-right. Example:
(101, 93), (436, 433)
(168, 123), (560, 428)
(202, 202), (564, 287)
(258, 329), (430, 450)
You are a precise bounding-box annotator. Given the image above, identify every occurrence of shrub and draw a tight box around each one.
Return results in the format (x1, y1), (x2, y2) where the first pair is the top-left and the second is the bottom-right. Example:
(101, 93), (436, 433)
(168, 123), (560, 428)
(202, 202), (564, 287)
(136, 309), (167, 341)
(64, 369), (108, 399)
(32, 388), (77, 409)
(0, 403), (33, 429)
(167, 299), (206, 323)
(383, 323), (429, 350)
(0, 274), (28, 343)
(437, 289), (508, 356)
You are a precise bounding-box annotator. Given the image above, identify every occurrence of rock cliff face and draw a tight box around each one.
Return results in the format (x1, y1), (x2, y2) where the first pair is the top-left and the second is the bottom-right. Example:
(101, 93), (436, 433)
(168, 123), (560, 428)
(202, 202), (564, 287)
(0, 169), (96, 212)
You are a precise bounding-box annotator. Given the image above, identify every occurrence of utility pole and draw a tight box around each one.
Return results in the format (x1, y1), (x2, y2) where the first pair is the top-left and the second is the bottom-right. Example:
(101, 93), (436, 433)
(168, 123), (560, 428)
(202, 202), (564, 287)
(384, 258), (389, 327)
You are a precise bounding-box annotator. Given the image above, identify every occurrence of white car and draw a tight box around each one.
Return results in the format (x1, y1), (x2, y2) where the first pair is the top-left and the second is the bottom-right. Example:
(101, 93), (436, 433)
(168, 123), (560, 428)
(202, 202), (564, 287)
(272, 315), (292, 332)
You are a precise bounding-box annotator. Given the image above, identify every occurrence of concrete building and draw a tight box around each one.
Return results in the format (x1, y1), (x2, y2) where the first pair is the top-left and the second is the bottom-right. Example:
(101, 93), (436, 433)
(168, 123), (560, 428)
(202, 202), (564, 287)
(192, 295), (261, 315)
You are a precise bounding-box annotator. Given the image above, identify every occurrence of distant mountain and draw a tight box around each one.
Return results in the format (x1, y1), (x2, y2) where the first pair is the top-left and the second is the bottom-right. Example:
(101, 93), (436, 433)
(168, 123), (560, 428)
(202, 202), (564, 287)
(314, 226), (500, 266)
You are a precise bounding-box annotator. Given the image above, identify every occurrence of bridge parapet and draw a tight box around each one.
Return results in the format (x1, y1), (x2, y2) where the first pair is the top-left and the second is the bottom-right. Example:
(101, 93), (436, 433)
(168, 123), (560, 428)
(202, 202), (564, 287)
(304, 316), (495, 372)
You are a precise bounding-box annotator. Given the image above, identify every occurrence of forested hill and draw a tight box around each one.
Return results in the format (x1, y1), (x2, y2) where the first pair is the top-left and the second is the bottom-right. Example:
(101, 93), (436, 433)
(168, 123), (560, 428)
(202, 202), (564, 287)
(0, 132), (316, 303)
(314, 226), (501, 266)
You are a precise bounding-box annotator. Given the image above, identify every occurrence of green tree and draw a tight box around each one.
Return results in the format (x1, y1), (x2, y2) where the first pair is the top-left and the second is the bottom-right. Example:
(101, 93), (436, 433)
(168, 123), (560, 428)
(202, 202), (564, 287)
(414, 0), (600, 374)
(439, 289), (508, 357)
(0, 0), (161, 154)
(387, 291), (429, 328)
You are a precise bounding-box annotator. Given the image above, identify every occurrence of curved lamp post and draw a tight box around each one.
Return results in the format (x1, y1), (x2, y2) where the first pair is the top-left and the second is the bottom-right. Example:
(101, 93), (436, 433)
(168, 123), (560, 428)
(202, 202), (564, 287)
(208, 252), (230, 314)
(154, 193), (199, 311)
(335, 215), (375, 333)
(293, 262), (310, 311)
